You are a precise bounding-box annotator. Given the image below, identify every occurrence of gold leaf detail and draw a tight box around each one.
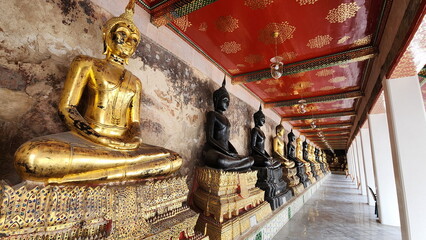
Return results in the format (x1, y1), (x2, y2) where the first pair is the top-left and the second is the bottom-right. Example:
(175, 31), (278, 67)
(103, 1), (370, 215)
(338, 36), (351, 44)
(229, 69), (241, 74)
(288, 72), (305, 78)
(292, 81), (313, 91)
(245, 54), (264, 65)
(216, 16), (239, 32)
(281, 52), (297, 61)
(307, 35), (333, 48)
(199, 22), (208, 31)
(220, 41), (242, 54)
(316, 69), (335, 77)
(244, 0), (274, 9)
(339, 64), (349, 68)
(237, 64), (246, 68)
(296, 0), (319, 5)
(266, 79), (285, 87)
(326, 3), (361, 23)
(352, 35), (372, 47)
(174, 16), (192, 32)
(320, 86), (335, 91)
(264, 87), (278, 93)
(331, 103), (343, 108)
(259, 22), (296, 44)
(328, 76), (347, 83)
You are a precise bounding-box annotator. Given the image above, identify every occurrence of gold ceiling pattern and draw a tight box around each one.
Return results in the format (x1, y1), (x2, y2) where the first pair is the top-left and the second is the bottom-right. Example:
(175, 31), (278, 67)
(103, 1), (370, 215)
(296, 0), (319, 6)
(319, 86), (335, 91)
(328, 76), (347, 83)
(307, 35), (333, 48)
(316, 69), (335, 77)
(216, 15), (239, 32)
(173, 16), (192, 32)
(281, 51), (298, 62)
(199, 22), (208, 31)
(244, 0), (275, 10)
(337, 36), (351, 44)
(258, 22), (296, 44)
(245, 54), (265, 65)
(220, 41), (242, 54)
(326, 2), (361, 23)
(352, 34), (372, 47)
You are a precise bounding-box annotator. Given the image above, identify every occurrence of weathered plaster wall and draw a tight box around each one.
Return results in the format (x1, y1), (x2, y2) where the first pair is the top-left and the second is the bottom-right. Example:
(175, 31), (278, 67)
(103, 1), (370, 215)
(0, 0), (280, 184)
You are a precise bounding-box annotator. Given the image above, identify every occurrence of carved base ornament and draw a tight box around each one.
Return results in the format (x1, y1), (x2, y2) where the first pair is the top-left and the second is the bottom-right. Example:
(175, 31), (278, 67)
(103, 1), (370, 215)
(0, 177), (205, 240)
(193, 167), (272, 240)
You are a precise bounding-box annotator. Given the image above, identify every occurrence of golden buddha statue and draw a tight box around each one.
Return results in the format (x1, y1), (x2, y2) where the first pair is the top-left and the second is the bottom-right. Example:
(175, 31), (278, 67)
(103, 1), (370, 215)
(14, 0), (182, 184)
(272, 125), (295, 169)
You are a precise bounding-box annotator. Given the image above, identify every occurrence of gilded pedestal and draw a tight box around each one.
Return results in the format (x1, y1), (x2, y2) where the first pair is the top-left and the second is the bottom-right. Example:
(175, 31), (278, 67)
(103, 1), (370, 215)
(0, 177), (205, 240)
(279, 158), (305, 196)
(194, 167), (272, 240)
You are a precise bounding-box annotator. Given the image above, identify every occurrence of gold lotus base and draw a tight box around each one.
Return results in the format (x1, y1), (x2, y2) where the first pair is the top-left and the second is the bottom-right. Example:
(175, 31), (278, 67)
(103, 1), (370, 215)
(195, 201), (271, 240)
(0, 176), (203, 240)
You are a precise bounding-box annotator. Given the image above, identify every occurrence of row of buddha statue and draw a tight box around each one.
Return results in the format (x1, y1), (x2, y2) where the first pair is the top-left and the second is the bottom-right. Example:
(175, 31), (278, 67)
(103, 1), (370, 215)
(4, 1), (329, 239)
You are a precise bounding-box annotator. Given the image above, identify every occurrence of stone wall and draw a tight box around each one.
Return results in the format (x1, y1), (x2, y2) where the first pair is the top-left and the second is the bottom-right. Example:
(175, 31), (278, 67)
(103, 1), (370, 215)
(0, 0), (280, 184)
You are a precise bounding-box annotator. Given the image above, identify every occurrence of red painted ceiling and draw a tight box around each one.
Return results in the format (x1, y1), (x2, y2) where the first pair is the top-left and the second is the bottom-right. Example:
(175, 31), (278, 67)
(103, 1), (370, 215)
(136, 0), (405, 150)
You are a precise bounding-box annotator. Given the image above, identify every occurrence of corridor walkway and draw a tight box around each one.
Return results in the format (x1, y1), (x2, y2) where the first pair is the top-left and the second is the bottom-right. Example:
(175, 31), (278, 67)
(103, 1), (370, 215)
(273, 174), (401, 240)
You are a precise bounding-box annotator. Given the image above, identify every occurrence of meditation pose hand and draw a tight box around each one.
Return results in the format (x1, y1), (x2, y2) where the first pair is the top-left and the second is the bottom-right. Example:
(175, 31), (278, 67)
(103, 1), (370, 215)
(14, 0), (182, 183)
(202, 79), (254, 171)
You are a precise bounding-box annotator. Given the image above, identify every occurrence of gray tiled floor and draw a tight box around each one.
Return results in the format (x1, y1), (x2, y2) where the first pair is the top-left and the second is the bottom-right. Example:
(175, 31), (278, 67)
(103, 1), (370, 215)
(273, 174), (401, 240)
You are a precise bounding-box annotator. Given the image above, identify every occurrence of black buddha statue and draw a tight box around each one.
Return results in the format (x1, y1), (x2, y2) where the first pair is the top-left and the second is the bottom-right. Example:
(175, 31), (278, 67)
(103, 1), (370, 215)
(202, 78), (254, 171)
(316, 148), (326, 174)
(287, 130), (309, 186)
(250, 105), (292, 210)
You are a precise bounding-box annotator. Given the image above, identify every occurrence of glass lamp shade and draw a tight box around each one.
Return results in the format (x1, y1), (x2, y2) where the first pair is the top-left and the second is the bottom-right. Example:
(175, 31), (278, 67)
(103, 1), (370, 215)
(270, 56), (284, 79)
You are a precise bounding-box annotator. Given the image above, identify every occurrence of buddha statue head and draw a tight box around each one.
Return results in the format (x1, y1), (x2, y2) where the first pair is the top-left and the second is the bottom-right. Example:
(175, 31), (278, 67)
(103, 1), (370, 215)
(213, 77), (230, 112)
(102, 0), (141, 65)
(287, 129), (295, 143)
(276, 124), (285, 137)
(253, 105), (265, 127)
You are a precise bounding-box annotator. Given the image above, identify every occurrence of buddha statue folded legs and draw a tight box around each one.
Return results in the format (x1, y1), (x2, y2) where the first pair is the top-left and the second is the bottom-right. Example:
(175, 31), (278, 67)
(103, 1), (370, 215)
(250, 106), (292, 210)
(13, 0), (181, 184)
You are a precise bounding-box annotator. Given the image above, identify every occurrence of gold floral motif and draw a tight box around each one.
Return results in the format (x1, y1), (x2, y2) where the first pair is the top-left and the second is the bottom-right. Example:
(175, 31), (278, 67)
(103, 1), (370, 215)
(352, 34), (372, 47)
(296, 0), (319, 6)
(173, 15), (192, 32)
(266, 79), (285, 87)
(244, 0), (274, 9)
(288, 72), (305, 78)
(339, 64), (349, 68)
(307, 35), (333, 48)
(216, 15), (239, 32)
(337, 36), (351, 44)
(326, 2), (361, 23)
(281, 51), (298, 61)
(331, 103), (343, 108)
(229, 68), (241, 74)
(259, 22), (296, 44)
(320, 86), (336, 91)
(199, 22), (208, 31)
(237, 63), (246, 68)
(316, 69), (335, 77)
(292, 81), (313, 91)
(276, 92), (288, 97)
(328, 76), (347, 83)
(264, 87), (278, 93)
(220, 41), (242, 54)
(245, 54), (265, 65)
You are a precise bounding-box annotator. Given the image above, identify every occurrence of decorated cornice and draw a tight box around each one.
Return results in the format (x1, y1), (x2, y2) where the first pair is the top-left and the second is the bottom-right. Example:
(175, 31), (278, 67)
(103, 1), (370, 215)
(232, 46), (376, 84)
(264, 90), (362, 108)
(297, 123), (352, 130)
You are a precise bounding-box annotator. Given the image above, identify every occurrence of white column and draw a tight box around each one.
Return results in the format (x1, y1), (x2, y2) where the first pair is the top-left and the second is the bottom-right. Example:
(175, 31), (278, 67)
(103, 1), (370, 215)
(360, 128), (377, 206)
(347, 145), (354, 180)
(384, 76), (426, 239)
(356, 134), (367, 196)
(368, 113), (400, 226)
(352, 142), (361, 186)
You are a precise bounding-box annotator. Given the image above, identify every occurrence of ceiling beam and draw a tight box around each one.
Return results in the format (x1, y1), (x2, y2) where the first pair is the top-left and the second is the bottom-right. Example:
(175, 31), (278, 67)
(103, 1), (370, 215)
(304, 130), (350, 136)
(232, 46), (377, 84)
(297, 123), (352, 130)
(282, 111), (355, 121)
(145, 0), (219, 26)
(265, 90), (363, 108)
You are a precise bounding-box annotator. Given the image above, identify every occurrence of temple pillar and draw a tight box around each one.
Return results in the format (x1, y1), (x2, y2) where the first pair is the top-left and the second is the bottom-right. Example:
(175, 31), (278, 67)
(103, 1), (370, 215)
(368, 113), (400, 226)
(360, 128), (377, 206)
(352, 142), (361, 186)
(346, 145), (354, 179)
(383, 76), (426, 239)
(355, 134), (367, 196)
